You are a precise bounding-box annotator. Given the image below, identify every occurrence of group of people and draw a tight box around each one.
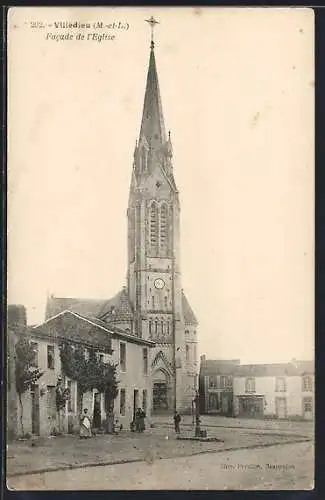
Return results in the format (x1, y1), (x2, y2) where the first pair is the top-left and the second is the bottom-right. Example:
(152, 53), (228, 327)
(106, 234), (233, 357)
(132, 407), (146, 432)
(79, 407), (182, 438)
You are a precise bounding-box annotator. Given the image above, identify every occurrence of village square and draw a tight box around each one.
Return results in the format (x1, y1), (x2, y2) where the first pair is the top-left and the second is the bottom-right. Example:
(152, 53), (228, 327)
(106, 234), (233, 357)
(7, 12), (314, 491)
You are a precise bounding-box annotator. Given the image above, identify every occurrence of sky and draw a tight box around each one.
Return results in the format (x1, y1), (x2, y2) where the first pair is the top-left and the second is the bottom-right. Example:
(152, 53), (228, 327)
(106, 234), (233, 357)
(8, 7), (314, 364)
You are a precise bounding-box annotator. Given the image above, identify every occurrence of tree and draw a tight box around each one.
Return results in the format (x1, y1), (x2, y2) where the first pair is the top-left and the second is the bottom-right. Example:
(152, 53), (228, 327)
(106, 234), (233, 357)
(59, 342), (119, 415)
(15, 337), (43, 436)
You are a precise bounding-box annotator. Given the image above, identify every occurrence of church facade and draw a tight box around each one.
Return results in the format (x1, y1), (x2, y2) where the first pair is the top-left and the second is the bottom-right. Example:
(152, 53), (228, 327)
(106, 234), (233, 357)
(45, 35), (198, 413)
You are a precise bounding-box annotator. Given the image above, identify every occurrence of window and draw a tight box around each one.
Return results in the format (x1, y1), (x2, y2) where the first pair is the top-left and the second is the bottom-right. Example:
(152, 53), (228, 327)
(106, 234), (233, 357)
(167, 322), (170, 335)
(120, 343), (126, 372)
(194, 344), (197, 362)
(302, 376), (313, 392)
(30, 342), (38, 367)
(155, 319), (158, 334)
(245, 377), (255, 393)
(161, 321), (164, 335)
(152, 296), (155, 309)
(142, 389), (147, 413)
(149, 202), (158, 247)
(143, 348), (148, 375)
(303, 397), (313, 413)
(220, 376), (227, 389)
(99, 354), (104, 363)
(164, 296), (168, 308)
(186, 345), (190, 361)
(160, 203), (169, 252)
(149, 320), (152, 335)
(209, 376), (218, 389)
(47, 345), (55, 369)
(120, 389), (126, 416)
(275, 377), (287, 392)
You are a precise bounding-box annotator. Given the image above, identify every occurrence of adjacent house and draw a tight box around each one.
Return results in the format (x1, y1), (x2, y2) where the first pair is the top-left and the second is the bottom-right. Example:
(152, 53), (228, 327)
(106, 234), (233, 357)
(7, 305), (155, 438)
(199, 355), (240, 416)
(233, 360), (314, 420)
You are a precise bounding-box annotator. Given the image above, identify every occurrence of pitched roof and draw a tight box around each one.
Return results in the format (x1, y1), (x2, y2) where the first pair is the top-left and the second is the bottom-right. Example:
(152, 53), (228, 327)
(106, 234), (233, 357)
(35, 310), (155, 347)
(234, 361), (314, 377)
(45, 295), (107, 320)
(34, 310), (114, 352)
(82, 313), (155, 347)
(45, 288), (134, 324)
(200, 359), (240, 376)
(98, 287), (133, 322)
(182, 291), (198, 325)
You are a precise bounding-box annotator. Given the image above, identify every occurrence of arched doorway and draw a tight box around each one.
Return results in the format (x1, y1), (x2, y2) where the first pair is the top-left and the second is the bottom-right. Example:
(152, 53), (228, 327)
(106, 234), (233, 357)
(152, 369), (170, 413)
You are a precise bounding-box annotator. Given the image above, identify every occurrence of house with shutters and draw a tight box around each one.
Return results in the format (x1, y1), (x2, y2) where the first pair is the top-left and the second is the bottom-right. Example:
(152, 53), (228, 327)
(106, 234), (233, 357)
(233, 360), (314, 420)
(199, 356), (240, 416)
(7, 304), (154, 438)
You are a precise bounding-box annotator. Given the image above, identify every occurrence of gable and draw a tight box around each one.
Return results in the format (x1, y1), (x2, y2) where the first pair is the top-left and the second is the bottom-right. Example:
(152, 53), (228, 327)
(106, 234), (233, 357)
(34, 311), (113, 353)
(152, 349), (174, 379)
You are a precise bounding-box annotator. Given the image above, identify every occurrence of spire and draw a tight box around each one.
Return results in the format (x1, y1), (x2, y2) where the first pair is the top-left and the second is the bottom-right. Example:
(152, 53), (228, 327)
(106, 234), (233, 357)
(140, 17), (166, 149)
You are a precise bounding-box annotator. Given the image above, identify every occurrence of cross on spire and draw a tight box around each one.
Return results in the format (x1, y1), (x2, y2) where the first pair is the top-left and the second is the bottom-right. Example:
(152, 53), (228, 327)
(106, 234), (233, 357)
(145, 16), (159, 48)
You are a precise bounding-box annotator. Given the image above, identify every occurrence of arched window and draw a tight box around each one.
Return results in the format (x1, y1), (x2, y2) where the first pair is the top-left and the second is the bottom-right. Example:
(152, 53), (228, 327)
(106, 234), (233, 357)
(161, 321), (164, 335)
(149, 202), (158, 249)
(159, 203), (169, 253)
(149, 320), (152, 335)
(167, 321), (170, 335)
(155, 319), (158, 334)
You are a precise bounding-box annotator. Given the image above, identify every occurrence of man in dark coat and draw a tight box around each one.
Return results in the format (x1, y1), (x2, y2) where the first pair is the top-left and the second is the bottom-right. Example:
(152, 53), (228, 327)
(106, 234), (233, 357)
(173, 411), (181, 434)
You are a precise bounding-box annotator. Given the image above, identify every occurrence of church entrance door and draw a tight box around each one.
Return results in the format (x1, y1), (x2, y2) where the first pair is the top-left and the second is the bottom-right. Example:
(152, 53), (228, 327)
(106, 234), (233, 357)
(153, 382), (168, 412)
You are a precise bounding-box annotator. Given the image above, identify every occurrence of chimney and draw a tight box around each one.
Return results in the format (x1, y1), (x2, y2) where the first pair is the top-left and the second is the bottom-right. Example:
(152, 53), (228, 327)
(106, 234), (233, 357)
(200, 354), (206, 363)
(7, 305), (27, 329)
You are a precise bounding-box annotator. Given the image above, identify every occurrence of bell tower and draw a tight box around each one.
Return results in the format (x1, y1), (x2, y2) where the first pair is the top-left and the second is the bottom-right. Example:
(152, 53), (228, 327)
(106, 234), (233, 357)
(127, 18), (198, 412)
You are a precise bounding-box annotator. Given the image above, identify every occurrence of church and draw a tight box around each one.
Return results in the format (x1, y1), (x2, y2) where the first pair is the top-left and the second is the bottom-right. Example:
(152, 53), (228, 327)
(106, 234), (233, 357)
(44, 21), (199, 414)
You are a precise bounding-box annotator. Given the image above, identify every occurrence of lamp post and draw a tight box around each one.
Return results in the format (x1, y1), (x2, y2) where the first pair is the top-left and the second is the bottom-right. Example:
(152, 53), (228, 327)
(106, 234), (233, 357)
(194, 390), (201, 437)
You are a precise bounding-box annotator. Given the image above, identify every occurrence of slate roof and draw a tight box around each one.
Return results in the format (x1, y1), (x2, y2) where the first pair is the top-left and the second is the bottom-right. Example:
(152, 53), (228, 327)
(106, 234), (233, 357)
(140, 42), (166, 149)
(46, 290), (196, 326)
(98, 288), (134, 322)
(45, 295), (107, 320)
(182, 291), (198, 326)
(35, 310), (155, 347)
(45, 288), (134, 324)
(234, 361), (314, 377)
(200, 359), (241, 376)
(33, 310), (114, 352)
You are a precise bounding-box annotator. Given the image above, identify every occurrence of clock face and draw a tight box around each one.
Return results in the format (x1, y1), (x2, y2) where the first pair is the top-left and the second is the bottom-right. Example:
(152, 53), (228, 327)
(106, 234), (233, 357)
(154, 278), (165, 290)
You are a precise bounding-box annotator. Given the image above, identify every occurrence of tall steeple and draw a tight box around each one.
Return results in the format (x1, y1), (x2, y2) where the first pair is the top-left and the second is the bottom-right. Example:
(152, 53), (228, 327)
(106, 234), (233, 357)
(139, 18), (166, 150)
(127, 17), (199, 414)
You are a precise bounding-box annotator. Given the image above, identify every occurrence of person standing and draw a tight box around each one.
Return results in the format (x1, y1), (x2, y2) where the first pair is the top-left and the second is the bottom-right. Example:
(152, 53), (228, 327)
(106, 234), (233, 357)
(135, 408), (141, 432)
(139, 408), (146, 433)
(173, 410), (181, 434)
(79, 408), (92, 439)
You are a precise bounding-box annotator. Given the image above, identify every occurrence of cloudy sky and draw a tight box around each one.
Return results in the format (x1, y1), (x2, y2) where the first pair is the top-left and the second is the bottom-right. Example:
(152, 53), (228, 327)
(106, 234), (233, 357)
(8, 7), (314, 363)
